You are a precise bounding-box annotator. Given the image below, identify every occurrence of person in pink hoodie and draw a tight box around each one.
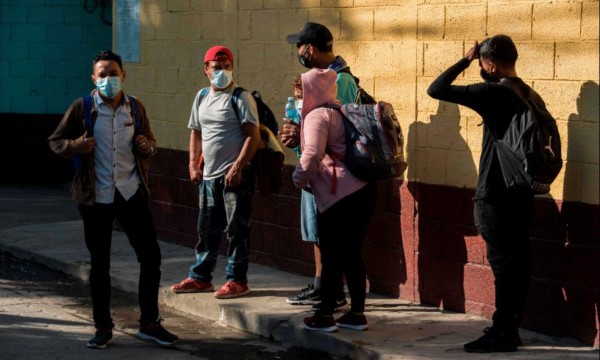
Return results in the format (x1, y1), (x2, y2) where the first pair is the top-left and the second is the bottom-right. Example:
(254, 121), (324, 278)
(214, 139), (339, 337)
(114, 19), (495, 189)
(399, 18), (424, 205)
(293, 68), (376, 332)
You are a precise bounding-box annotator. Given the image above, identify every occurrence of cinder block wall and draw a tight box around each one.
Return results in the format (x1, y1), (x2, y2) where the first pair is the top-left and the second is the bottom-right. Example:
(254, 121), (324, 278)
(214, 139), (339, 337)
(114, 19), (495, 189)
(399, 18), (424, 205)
(0, 0), (112, 182)
(128, 0), (599, 346)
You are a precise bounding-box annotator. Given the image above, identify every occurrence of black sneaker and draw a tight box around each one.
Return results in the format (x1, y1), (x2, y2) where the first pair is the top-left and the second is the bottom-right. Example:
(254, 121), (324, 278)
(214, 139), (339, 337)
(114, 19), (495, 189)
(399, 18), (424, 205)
(311, 295), (348, 312)
(464, 327), (519, 353)
(286, 284), (321, 305)
(86, 328), (113, 349)
(136, 319), (179, 347)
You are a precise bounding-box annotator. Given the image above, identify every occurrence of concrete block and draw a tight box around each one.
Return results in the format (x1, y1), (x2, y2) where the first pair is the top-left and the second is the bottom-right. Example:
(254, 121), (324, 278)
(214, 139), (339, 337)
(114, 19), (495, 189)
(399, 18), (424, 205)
(582, 1), (599, 40)
(239, 0), (264, 10)
(177, 13), (203, 40)
(0, 5), (27, 23)
(279, 9), (309, 41)
(423, 41), (463, 77)
(291, 0), (320, 8)
(167, 0), (189, 12)
(426, 111), (469, 152)
(446, 149), (478, 188)
(375, 6), (417, 41)
(155, 67), (179, 95)
(201, 12), (226, 40)
(28, 43), (63, 61)
(0, 97), (10, 112)
(142, 93), (167, 122)
(32, 78), (66, 97)
(516, 42), (554, 80)
(532, 80), (581, 122)
(142, 14), (157, 41)
(125, 65), (154, 94)
(417, 5), (445, 40)
(62, 5), (83, 24)
(166, 94), (194, 126)
(565, 122), (599, 164)
(10, 60), (44, 78)
(466, 117), (484, 152)
(178, 67), (204, 96)
(239, 41), (265, 72)
(238, 11), (252, 41)
(445, 4), (486, 40)
(321, 0), (353, 7)
(156, 12), (179, 40)
(12, 95), (46, 113)
(191, 0), (215, 11)
(556, 42), (599, 81)
(580, 163), (599, 205)
(29, 5), (64, 24)
(355, 0), (408, 5)
(417, 77), (441, 113)
(355, 42), (394, 76)
(488, 3), (532, 40)
(418, 148), (447, 185)
(264, 0), (291, 9)
(153, 120), (179, 150)
(252, 11), (280, 41)
(10, 24), (46, 42)
(391, 40), (418, 75)
(341, 8), (374, 41)
(578, 80), (599, 123)
(264, 42), (293, 73)
(144, 0), (168, 14)
(533, 2), (581, 41)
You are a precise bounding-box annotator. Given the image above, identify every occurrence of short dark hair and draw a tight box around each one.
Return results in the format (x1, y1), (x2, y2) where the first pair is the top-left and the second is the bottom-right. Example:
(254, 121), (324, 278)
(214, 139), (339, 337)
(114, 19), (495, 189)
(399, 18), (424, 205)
(92, 50), (123, 70)
(478, 35), (518, 66)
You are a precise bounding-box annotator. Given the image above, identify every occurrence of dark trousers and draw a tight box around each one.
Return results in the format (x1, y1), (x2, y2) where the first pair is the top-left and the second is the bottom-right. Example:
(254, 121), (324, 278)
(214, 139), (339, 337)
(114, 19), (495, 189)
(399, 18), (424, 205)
(317, 182), (376, 315)
(79, 189), (161, 329)
(474, 193), (534, 333)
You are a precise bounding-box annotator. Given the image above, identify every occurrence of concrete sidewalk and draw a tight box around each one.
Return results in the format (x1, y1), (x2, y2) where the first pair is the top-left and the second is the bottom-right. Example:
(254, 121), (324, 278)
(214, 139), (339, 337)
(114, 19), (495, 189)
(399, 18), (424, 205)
(0, 184), (596, 359)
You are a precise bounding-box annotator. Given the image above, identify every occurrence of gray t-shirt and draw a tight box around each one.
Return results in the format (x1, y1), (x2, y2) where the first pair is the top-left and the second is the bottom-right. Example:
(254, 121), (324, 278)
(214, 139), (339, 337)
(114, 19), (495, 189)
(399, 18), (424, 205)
(188, 85), (259, 180)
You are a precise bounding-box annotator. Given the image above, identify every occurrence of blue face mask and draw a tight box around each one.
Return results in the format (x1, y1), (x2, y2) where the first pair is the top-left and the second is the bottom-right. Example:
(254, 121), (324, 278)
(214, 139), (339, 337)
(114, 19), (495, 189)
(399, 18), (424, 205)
(96, 76), (122, 99)
(210, 69), (233, 89)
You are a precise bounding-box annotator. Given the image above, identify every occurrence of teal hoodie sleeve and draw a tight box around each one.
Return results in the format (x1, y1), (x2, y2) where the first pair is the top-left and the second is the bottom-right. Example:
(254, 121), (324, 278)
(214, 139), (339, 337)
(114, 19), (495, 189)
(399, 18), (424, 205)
(336, 72), (358, 105)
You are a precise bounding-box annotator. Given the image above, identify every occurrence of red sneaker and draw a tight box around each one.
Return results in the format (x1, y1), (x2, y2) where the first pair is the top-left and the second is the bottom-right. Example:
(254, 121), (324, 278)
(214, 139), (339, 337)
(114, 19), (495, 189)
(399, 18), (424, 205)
(304, 312), (337, 332)
(214, 281), (250, 299)
(170, 278), (214, 293)
(335, 311), (368, 331)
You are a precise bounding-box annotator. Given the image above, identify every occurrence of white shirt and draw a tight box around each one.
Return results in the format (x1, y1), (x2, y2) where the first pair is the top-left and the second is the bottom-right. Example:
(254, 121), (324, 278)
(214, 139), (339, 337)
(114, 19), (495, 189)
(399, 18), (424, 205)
(93, 92), (141, 203)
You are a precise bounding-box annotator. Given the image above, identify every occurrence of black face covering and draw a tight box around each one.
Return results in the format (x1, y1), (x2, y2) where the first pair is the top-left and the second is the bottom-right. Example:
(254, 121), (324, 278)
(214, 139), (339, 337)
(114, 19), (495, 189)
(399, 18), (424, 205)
(298, 45), (313, 69)
(480, 68), (500, 83)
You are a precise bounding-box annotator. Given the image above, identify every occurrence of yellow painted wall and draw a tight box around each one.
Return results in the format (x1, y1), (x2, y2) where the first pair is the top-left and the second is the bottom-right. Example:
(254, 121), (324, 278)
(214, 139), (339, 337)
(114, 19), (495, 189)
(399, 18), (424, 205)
(123, 0), (599, 204)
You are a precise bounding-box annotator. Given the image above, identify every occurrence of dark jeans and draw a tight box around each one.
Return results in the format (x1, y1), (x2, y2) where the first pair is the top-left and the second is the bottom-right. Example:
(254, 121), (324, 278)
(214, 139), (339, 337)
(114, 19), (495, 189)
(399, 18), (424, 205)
(474, 193), (534, 332)
(79, 188), (161, 329)
(317, 182), (376, 315)
(189, 166), (255, 283)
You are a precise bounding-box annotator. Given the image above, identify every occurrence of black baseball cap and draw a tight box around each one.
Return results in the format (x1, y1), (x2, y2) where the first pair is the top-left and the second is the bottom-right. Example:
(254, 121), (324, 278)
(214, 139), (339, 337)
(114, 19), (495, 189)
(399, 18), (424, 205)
(286, 22), (333, 50)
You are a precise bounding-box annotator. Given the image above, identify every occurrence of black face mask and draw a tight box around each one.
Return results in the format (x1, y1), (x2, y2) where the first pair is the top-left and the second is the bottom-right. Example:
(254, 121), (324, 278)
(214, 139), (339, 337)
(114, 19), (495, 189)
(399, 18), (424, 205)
(480, 68), (499, 83)
(298, 44), (313, 69)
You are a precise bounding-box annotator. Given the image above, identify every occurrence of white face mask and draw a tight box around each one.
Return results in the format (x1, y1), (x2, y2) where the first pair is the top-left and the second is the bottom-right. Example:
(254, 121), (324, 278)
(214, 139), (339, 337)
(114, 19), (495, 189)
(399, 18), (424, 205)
(295, 99), (303, 114)
(210, 69), (233, 89)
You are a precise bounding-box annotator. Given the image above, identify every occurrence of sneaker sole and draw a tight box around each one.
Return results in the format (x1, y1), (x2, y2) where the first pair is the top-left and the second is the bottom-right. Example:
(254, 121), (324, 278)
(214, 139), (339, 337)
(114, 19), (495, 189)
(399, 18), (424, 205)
(286, 298), (321, 305)
(214, 288), (250, 299)
(171, 286), (214, 294)
(86, 339), (111, 349)
(304, 323), (338, 332)
(135, 331), (178, 347)
(337, 323), (368, 331)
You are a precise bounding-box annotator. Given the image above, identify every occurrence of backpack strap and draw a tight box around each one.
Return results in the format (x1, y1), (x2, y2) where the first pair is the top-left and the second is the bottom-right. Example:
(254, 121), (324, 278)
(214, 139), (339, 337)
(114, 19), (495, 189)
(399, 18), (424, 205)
(230, 86), (246, 121)
(83, 94), (94, 136)
(128, 95), (141, 135)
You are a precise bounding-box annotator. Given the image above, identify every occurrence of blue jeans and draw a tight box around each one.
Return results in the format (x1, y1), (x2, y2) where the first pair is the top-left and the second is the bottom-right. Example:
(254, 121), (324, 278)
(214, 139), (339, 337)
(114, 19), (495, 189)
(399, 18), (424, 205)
(189, 166), (255, 283)
(300, 189), (319, 243)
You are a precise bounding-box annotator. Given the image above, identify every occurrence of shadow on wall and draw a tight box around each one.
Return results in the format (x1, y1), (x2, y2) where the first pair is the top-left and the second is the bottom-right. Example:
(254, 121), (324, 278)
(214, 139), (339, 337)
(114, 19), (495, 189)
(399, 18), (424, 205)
(407, 102), (478, 312)
(525, 81), (600, 346)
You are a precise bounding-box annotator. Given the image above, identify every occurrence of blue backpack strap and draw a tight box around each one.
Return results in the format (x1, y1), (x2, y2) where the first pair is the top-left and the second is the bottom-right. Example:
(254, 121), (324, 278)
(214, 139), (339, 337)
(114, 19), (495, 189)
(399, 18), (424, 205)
(128, 95), (141, 135)
(83, 94), (93, 136)
(74, 94), (93, 171)
(231, 86), (246, 121)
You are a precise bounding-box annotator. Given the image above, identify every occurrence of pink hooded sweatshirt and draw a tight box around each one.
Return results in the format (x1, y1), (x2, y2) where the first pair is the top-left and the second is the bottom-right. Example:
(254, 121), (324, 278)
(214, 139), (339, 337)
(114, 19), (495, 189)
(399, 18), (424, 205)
(292, 68), (367, 212)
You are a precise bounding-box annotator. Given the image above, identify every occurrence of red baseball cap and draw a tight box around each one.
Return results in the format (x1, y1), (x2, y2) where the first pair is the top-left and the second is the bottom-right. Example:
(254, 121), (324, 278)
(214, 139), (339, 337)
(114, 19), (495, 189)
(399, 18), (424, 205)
(204, 45), (234, 64)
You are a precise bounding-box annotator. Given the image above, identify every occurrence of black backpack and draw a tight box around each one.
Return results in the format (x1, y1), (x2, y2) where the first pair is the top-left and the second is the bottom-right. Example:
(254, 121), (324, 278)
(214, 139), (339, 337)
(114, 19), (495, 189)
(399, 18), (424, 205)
(493, 79), (563, 194)
(337, 67), (377, 105)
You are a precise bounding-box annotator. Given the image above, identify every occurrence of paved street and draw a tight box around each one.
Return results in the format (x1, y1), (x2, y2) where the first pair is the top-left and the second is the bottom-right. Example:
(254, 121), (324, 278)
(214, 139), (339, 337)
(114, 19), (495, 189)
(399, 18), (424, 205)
(0, 251), (331, 360)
